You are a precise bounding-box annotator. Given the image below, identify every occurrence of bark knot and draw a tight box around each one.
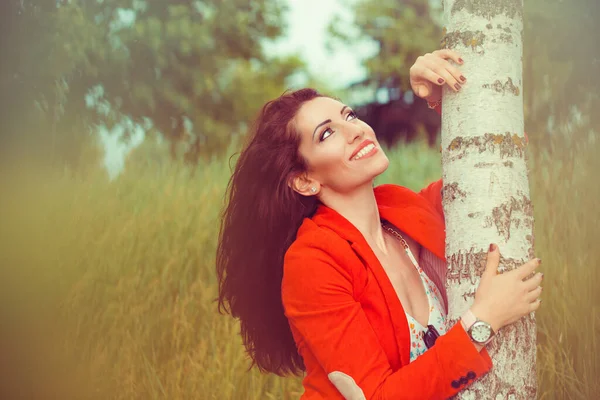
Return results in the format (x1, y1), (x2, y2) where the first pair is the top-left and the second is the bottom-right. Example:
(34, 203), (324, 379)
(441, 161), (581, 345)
(482, 77), (520, 96)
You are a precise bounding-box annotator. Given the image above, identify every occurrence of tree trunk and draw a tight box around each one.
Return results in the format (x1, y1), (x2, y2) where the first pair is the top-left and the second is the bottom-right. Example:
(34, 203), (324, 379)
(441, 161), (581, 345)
(440, 0), (537, 398)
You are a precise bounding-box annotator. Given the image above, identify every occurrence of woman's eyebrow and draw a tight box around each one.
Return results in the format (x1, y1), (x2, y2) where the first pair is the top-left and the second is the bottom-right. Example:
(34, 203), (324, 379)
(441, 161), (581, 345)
(312, 106), (349, 140)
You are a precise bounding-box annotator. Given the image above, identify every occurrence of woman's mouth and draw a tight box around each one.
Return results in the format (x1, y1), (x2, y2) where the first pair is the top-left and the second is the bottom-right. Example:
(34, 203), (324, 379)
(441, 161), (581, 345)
(352, 143), (377, 161)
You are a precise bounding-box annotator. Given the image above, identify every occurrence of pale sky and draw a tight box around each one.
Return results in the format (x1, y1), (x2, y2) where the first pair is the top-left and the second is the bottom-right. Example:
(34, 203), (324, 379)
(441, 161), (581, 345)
(264, 0), (378, 89)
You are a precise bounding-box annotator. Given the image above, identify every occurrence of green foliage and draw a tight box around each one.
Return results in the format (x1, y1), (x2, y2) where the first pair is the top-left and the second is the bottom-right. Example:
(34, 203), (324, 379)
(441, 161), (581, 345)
(101, 0), (296, 150)
(0, 0), (308, 163)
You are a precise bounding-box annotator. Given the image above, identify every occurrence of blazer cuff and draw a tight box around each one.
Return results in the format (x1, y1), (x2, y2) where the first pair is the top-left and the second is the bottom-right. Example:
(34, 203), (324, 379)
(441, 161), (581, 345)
(446, 321), (493, 374)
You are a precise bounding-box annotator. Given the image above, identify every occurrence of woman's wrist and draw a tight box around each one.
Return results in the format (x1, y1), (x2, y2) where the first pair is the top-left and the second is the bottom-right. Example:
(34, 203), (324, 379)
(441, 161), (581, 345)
(460, 317), (486, 352)
(468, 304), (501, 333)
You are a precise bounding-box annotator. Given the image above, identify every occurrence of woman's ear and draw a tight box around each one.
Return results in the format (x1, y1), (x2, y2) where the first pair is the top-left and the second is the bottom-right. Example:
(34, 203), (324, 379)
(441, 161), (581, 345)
(289, 173), (320, 197)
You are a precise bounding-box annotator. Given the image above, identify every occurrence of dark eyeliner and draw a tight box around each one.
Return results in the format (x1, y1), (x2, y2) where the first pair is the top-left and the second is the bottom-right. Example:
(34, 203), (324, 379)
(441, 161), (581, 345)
(319, 109), (356, 142)
(319, 127), (333, 142)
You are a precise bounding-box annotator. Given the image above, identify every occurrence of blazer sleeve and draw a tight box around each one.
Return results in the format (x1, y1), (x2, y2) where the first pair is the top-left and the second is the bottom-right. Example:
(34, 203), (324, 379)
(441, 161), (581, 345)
(418, 178), (444, 219)
(282, 244), (493, 400)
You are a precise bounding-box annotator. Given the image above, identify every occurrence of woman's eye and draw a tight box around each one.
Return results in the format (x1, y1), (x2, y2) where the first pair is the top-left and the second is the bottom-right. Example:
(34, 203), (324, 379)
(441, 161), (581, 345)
(320, 128), (334, 141)
(319, 110), (357, 142)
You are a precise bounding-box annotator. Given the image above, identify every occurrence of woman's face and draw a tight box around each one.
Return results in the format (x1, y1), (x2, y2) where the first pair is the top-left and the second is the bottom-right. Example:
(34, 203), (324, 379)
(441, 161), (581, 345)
(293, 96), (389, 195)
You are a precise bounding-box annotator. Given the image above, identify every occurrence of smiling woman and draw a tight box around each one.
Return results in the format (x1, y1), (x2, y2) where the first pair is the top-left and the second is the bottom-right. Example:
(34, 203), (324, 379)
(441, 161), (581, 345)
(216, 86), (542, 399)
(289, 96), (389, 199)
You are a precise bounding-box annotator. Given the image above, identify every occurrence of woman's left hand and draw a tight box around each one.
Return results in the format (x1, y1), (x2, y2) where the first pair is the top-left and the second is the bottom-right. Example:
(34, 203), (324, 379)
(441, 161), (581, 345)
(409, 49), (467, 103)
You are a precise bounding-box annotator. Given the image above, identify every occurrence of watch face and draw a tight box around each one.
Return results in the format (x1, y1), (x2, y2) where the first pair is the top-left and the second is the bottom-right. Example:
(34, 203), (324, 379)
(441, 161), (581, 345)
(471, 322), (492, 342)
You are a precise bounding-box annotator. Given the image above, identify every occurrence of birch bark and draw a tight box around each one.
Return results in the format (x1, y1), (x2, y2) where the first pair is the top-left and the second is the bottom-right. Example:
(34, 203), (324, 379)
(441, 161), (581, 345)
(440, 1), (536, 399)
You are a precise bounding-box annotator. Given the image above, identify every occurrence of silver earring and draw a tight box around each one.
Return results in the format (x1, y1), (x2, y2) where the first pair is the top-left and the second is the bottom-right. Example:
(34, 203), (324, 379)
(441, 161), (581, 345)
(310, 187), (317, 193)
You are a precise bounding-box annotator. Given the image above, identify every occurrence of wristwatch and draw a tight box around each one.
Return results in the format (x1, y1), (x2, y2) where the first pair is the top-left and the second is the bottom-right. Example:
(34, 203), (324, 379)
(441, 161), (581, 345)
(461, 309), (496, 345)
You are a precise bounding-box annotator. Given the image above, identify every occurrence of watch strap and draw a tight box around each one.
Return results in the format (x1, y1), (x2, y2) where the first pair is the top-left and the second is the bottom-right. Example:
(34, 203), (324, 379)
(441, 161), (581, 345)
(461, 309), (477, 330)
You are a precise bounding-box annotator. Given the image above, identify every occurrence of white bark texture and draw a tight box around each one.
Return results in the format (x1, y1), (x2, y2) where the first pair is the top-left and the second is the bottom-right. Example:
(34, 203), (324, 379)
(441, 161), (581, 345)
(440, 1), (536, 399)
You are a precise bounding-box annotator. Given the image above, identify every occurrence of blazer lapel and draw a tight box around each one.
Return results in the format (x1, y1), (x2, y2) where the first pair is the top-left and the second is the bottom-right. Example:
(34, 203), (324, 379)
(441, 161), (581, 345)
(349, 240), (412, 366)
(310, 183), (447, 367)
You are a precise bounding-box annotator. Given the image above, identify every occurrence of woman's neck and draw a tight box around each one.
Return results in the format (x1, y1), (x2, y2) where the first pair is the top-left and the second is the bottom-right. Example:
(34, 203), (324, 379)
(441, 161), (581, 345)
(320, 184), (388, 253)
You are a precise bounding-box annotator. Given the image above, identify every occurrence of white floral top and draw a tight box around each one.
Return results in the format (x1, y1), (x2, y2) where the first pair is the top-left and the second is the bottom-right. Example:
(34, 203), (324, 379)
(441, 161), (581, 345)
(404, 247), (449, 363)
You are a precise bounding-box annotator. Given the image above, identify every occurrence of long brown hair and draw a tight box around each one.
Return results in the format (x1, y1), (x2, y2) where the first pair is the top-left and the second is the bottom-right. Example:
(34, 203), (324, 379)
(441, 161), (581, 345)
(216, 88), (326, 376)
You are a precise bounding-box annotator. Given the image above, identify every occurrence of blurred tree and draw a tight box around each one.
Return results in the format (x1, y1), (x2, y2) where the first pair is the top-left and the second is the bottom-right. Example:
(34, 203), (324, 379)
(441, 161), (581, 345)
(0, 0), (306, 166)
(0, 0), (105, 166)
(523, 0), (600, 136)
(326, 0), (442, 95)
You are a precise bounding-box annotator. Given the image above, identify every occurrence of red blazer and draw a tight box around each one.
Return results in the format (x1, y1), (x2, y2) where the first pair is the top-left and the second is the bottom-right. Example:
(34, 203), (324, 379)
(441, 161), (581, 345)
(281, 179), (493, 399)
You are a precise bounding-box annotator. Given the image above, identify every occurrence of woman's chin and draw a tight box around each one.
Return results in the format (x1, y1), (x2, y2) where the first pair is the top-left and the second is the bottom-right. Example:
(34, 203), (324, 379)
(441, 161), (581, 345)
(372, 154), (390, 175)
(361, 158), (389, 183)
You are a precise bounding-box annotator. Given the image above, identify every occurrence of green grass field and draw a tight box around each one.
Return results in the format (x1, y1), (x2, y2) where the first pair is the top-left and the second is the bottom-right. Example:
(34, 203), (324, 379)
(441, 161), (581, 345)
(0, 131), (598, 399)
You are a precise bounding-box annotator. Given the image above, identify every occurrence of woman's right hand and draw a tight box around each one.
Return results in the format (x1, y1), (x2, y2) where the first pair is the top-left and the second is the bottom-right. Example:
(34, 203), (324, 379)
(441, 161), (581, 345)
(409, 49), (466, 103)
(470, 244), (543, 333)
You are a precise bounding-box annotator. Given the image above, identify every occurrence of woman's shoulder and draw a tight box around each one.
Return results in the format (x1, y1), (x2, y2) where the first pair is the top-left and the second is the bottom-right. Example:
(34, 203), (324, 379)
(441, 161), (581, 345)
(374, 179), (443, 202)
(282, 218), (361, 299)
(375, 179), (444, 218)
(286, 217), (352, 259)
(283, 217), (357, 274)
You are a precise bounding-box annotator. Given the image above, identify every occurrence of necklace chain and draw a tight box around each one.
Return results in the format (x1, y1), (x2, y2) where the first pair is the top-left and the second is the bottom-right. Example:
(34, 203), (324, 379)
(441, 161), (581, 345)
(381, 221), (421, 269)
(381, 222), (409, 250)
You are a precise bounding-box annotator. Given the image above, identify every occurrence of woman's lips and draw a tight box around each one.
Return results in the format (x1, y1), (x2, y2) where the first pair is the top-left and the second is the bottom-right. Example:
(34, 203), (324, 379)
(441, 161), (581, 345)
(349, 139), (375, 160)
(351, 144), (378, 161)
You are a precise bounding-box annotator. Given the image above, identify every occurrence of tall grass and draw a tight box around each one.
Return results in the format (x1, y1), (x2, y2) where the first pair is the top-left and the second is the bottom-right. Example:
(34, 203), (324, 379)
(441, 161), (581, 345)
(0, 131), (597, 399)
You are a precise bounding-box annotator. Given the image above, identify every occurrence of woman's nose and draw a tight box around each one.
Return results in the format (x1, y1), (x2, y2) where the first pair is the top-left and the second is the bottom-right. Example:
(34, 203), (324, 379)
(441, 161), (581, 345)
(346, 124), (364, 143)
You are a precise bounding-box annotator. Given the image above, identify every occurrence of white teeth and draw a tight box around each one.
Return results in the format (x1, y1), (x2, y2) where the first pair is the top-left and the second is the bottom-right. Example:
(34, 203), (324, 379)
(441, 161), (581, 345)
(353, 143), (375, 160)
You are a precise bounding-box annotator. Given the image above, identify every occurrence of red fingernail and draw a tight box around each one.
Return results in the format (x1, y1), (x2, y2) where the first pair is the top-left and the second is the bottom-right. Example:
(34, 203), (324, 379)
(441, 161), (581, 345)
(489, 243), (496, 252)
(458, 58), (464, 63)
(460, 75), (466, 82)
(438, 78), (444, 84)
(454, 83), (461, 90)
